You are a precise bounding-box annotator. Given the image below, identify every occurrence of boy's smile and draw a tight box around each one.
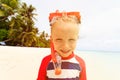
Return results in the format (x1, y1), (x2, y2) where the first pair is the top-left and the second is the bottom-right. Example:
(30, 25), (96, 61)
(51, 21), (79, 58)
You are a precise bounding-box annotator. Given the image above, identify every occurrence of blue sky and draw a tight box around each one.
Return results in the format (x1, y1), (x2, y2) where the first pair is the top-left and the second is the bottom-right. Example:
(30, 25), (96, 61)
(21, 0), (120, 51)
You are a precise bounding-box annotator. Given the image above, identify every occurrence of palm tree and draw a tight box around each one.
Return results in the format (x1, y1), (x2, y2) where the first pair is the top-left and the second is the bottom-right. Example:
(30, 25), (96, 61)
(38, 31), (50, 47)
(0, 1), (50, 47)
(0, 0), (19, 20)
(0, 0), (19, 41)
(7, 3), (39, 47)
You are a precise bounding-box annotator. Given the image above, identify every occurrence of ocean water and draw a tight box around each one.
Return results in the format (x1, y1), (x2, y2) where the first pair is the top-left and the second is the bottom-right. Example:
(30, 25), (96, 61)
(75, 50), (120, 80)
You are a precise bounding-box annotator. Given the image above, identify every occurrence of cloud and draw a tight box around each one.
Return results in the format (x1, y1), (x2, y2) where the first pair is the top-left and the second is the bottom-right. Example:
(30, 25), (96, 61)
(78, 8), (120, 51)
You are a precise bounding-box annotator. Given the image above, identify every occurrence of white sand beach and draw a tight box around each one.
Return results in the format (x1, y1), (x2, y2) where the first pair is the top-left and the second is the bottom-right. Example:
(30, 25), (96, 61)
(0, 46), (120, 80)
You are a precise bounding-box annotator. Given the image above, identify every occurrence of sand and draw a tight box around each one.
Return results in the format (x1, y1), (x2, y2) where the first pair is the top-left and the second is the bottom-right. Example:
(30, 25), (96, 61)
(0, 46), (120, 80)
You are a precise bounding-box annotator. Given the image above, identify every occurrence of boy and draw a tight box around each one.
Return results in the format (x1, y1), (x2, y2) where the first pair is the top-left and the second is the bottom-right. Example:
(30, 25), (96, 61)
(37, 10), (87, 80)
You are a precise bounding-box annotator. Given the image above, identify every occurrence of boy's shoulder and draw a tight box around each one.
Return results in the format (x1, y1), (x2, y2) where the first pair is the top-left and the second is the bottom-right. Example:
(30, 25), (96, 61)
(74, 54), (85, 66)
(43, 54), (52, 60)
(41, 55), (52, 63)
(75, 54), (84, 61)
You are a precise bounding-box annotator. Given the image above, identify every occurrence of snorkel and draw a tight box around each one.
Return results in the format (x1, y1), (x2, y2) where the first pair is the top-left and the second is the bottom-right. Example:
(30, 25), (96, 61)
(50, 41), (62, 75)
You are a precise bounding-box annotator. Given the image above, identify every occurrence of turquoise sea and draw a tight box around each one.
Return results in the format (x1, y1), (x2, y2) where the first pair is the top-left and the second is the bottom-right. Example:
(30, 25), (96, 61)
(75, 50), (120, 80)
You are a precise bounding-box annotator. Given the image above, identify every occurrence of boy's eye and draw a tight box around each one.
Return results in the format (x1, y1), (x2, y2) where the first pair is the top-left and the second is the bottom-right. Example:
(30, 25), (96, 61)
(69, 39), (75, 41)
(56, 39), (62, 41)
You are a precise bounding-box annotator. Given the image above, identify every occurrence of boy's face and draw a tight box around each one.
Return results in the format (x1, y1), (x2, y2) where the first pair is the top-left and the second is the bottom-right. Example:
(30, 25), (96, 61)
(51, 22), (79, 58)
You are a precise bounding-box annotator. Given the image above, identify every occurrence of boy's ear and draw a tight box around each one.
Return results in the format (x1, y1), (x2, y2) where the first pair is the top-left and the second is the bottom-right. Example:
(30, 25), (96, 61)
(77, 35), (79, 39)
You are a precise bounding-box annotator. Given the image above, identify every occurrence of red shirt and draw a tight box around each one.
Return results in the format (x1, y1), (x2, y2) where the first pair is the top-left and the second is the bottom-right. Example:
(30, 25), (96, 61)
(37, 53), (87, 80)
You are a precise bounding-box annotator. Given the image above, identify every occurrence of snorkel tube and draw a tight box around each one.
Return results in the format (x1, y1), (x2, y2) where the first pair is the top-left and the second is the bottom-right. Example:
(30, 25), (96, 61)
(50, 40), (62, 75)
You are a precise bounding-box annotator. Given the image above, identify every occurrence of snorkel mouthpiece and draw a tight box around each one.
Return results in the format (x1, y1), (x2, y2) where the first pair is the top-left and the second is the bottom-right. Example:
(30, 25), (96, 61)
(53, 53), (62, 75)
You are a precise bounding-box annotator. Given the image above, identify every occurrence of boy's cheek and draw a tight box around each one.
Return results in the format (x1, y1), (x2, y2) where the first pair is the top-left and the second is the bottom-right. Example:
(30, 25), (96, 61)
(54, 45), (60, 50)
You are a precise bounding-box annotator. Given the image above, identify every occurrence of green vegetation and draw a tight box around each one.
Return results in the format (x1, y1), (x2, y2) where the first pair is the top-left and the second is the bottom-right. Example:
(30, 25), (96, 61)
(0, 0), (50, 47)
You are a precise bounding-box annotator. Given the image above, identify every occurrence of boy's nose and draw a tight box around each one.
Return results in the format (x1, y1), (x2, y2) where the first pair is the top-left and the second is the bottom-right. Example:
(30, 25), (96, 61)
(62, 42), (69, 49)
